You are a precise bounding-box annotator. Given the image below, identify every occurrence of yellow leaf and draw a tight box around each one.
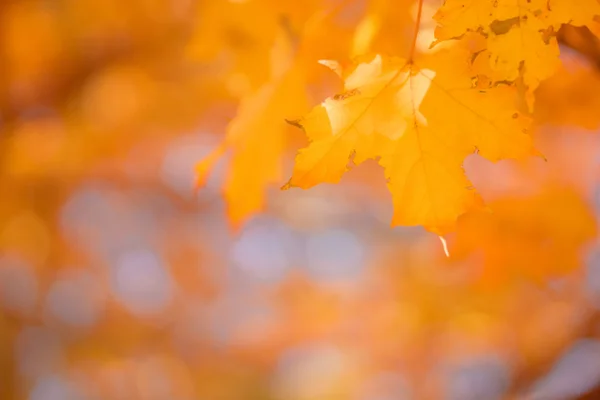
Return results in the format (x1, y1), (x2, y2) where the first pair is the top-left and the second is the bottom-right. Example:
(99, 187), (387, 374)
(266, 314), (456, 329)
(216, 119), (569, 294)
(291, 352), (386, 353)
(433, 0), (600, 102)
(450, 186), (597, 285)
(196, 34), (308, 227)
(544, 0), (600, 28)
(285, 46), (535, 233)
(486, 20), (560, 95)
(535, 61), (600, 129)
(352, 0), (415, 57)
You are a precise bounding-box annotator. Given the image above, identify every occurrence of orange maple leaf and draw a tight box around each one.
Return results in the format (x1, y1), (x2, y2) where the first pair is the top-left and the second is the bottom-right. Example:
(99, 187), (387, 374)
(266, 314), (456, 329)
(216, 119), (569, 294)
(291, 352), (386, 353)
(195, 34), (308, 228)
(535, 61), (600, 129)
(449, 186), (597, 285)
(352, 0), (415, 57)
(433, 0), (600, 104)
(284, 44), (535, 234)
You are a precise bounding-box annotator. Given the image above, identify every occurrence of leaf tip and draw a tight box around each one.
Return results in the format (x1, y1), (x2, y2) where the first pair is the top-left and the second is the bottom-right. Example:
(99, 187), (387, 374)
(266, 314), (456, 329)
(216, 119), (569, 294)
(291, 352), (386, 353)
(281, 180), (293, 191)
(195, 143), (227, 189)
(285, 118), (303, 130)
(534, 149), (548, 162)
(429, 38), (441, 49)
(439, 235), (450, 258)
(318, 59), (343, 78)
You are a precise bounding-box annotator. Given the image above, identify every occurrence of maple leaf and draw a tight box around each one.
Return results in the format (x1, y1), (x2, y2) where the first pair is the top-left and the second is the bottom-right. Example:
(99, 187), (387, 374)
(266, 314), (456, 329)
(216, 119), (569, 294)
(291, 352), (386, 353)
(352, 0), (415, 57)
(186, 0), (327, 92)
(433, 0), (600, 103)
(534, 61), (600, 129)
(185, 0), (280, 90)
(449, 186), (597, 285)
(196, 34), (308, 228)
(284, 45), (535, 233)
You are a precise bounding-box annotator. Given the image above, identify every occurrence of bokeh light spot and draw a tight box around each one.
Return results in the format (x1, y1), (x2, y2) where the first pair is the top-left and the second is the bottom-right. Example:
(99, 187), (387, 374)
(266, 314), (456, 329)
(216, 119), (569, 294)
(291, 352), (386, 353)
(0, 254), (37, 315)
(305, 229), (365, 283)
(111, 249), (174, 316)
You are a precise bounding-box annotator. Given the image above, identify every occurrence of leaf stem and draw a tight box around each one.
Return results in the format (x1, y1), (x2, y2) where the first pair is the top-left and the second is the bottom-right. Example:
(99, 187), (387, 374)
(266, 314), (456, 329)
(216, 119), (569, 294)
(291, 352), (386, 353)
(408, 0), (425, 62)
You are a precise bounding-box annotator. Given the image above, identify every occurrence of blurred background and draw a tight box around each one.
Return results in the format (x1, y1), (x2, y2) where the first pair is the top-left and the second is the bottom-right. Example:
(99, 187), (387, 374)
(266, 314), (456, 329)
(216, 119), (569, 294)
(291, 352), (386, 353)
(1, 0), (600, 399)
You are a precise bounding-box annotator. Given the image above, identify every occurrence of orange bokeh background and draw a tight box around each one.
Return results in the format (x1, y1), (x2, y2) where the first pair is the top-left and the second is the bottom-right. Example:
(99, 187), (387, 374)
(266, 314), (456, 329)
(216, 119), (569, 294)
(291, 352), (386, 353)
(1, 1), (600, 399)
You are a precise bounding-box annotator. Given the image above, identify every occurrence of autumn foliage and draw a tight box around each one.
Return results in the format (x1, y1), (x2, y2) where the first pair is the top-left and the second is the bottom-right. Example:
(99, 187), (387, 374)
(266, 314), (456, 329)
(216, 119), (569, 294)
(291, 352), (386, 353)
(196, 0), (599, 234)
(2, 0), (600, 399)
(191, 1), (600, 394)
